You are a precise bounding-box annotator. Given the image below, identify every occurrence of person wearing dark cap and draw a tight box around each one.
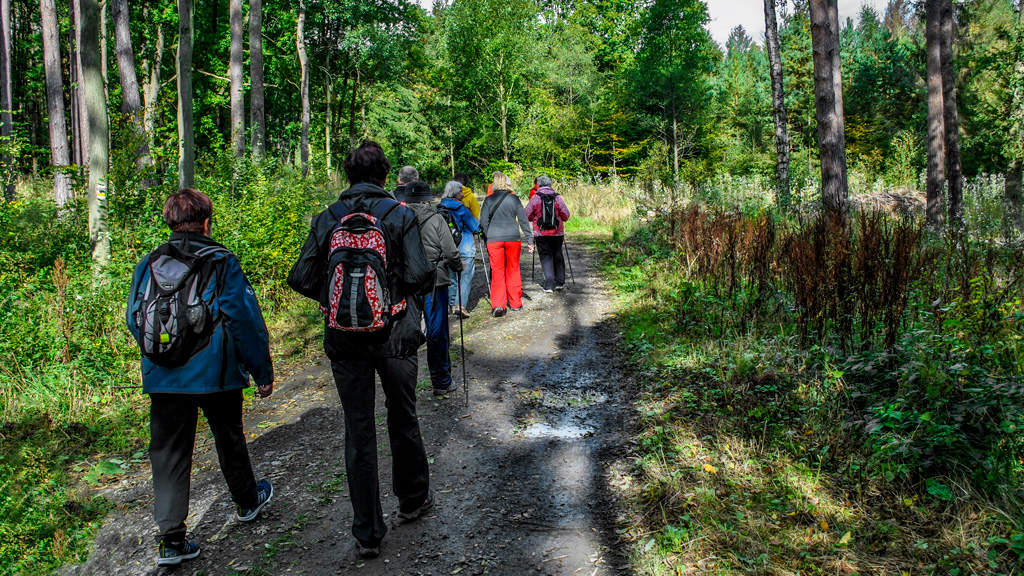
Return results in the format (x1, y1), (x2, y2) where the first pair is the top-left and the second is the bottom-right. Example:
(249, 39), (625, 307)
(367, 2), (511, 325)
(396, 179), (464, 396)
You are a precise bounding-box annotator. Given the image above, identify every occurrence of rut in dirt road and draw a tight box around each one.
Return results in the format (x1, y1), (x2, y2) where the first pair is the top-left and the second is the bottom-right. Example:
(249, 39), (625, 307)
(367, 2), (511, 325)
(63, 243), (636, 576)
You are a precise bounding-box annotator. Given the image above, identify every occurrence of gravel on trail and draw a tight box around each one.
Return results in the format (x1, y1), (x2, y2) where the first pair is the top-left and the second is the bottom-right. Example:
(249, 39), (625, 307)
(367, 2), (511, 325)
(62, 242), (637, 576)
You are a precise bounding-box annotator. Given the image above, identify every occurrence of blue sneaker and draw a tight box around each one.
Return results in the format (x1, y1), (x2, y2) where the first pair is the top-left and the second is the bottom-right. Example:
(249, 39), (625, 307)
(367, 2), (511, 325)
(237, 479), (274, 521)
(157, 539), (201, 566)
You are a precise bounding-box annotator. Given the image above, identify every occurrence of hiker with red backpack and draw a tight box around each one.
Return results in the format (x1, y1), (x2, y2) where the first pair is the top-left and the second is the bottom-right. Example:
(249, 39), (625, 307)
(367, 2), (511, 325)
(525, 175), (571, 293)
(479, 171), (534, 316)
(287, 141), (435, 560)
(395, 178), (464, 396)
(126, 188), (275, 567)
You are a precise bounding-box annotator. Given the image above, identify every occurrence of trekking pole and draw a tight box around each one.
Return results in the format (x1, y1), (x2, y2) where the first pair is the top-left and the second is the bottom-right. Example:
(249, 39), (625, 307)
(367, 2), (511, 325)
(457, 272), (468, 407)
(563, 238), (576, 286)
(531, 248), (536, 284)
(477, 235), (492, 298)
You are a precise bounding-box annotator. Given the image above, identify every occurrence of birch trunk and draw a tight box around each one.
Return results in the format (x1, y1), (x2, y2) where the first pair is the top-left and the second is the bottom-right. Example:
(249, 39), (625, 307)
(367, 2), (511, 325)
(40, 0), (73, 207)
(177, 0), (194, 188)
(229, 0), (244, 157)
(74, 0), (89, 169)
(764, 0), (791, 208)
(249, 0), (265, 158)
(0, 0), (13, 201)
(81, 0), (110, 264)
(809, 0), (849, 221)
(297, 0), (309, 177)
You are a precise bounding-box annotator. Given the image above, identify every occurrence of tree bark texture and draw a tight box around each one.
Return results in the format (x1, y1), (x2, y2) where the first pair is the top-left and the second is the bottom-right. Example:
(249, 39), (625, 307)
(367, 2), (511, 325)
(940, 0), (964, 229)
(297, 0), (309, 177)
(764, 0), (791, 209)
(73, 0), (89, 169)
(809, 0), (849, 221)
(0, 0), (14, 201)
(925, 0), (945, 226)
(178, 0), (195, 189)
(142, 22), (163, 150)
(112, 0), (152, 175)
(81, 0), (110, 264)
(40, 0), (73, 207)
(249, 0), (265, 158)
(229, 0), (244, 157)
(1006, 160), (1023, 233)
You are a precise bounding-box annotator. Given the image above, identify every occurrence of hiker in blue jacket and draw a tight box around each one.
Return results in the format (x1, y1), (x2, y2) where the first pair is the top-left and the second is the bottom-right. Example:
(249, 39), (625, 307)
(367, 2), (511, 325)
(440, 180), (481, 317)
(126, 188), (275, 567)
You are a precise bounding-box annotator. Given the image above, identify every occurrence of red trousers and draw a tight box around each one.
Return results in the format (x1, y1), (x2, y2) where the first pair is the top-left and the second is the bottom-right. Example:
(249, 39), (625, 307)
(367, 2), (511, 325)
(486, 241), (523, 310)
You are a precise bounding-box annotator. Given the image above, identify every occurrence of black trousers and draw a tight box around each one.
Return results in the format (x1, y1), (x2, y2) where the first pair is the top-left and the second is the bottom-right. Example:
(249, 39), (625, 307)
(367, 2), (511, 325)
(149, 390), (258, 543)
(331, 356), (431, 548)
(535, 235), (565, 290)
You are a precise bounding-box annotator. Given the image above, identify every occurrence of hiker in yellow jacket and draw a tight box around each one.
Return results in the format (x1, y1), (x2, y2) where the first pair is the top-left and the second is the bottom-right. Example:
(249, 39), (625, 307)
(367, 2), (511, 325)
(454, 172), (480, 220)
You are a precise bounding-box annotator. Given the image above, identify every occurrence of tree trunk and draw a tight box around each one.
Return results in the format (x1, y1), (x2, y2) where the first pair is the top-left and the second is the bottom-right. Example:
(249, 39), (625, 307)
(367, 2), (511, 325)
(297, 0), (309, 177)
(348, 67), (358, 149)
(1006, 160), (1023, 233)
(940, 0), (963, 230)
(925, 0), (945, 225)
(81, 0), (110, 265)
(112, 0), (152, 176)
(229, 0), (244, 157)
(73, 0), (89, 169)
(249, 0), (265, 158)
(40, 0), (73, 207)
(141, 20), (163, 151)
(764, 0), (791, 209)
(177, 0), (194, 188)
(325, 76), (332, 178)
(0, 0), (13, 201)
(69, 2), (80, 167)
(809, 0), (849, 221)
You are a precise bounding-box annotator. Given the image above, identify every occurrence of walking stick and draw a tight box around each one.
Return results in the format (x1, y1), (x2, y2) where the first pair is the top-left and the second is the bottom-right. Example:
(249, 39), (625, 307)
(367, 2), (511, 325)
(563, 238), (576, 286)
(531, 248), (536, 284)
(477, 235), (492, 298)
(457, 272), (468, 407)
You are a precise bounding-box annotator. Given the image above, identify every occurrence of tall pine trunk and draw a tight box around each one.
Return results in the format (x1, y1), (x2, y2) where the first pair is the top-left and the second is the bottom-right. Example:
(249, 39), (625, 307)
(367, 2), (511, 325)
(925, 0), (945, 226)
(249, 0), (265, 158)
(809, 0), (849, 221)
(297, 0), (309, 177)
(229, 0), (244, 157)
(940, 0), (963, 230)
(177, 0), (194, 189)
(112, 0), (152, 177)
(0, 0), (14, 201)
(40, 0), (73, 207)
(81, 0), (110, 265)
(764, 0), (790, 209)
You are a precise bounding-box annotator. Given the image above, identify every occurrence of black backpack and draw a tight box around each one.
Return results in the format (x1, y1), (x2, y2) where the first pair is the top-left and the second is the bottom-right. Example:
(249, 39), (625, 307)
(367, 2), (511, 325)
(131, 242), (229, 368)
(319, 201), (406, 339)
(436, 204), (463, 246)
(539, 194), (560, 230)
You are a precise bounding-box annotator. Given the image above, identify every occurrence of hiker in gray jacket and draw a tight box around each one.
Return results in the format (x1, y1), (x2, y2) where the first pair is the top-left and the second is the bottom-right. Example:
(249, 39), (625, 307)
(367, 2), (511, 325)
(396, 180), (464, 395)
(479, 171), (534, 316)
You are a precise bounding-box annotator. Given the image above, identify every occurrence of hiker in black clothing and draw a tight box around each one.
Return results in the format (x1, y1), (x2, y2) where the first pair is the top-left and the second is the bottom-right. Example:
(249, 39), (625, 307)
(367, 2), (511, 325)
(126, 188), (275, 567)
(524, 175), (572, 292)
(287, 142), (435, 559)
(394, 165), (419, 200)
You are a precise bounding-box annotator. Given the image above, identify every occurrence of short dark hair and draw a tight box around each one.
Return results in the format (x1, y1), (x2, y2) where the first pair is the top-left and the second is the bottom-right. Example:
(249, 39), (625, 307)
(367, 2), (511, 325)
(163, 188), (212, 234)
(453, 172), (469, 185)
(344, 140), (391, 186)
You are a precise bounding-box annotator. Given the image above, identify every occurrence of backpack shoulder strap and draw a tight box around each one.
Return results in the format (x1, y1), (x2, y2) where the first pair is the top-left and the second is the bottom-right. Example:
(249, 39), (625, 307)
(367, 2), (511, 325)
(487, 191), (513, 222)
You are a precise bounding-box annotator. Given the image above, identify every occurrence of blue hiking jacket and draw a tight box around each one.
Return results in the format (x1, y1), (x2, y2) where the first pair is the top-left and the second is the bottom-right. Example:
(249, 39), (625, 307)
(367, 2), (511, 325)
(440, 197), (481, 257)
(126, 233), (274, 394)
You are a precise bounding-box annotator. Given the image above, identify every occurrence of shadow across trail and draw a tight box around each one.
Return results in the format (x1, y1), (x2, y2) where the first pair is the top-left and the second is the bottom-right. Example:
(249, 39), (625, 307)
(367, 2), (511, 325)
(63, 241), (636, 576)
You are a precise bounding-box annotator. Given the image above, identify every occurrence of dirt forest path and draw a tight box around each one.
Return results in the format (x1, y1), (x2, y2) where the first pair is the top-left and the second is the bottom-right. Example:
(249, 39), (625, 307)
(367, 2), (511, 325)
(63, 241), (637, 576)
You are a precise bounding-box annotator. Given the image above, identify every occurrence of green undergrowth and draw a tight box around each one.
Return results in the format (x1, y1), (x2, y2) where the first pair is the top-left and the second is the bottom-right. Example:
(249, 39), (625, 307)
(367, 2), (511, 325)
(597, 209), (1024, 575)
(0, 159), (329, 575)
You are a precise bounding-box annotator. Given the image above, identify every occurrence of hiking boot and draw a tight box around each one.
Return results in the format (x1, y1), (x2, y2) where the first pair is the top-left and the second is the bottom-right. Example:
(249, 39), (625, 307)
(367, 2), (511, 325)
(157, 539), (201, 566)
(510, 306), (523, 312)
(459, 307), (471, 318)
(398, 490), (434, 523)
(543, 288), (554, 293)
(356, 541), (380, 559)
(555, 285), (565, 292)
(433, 383), (454, 396)
(491, 307), (506, 317)
(237, 479), (274, 521)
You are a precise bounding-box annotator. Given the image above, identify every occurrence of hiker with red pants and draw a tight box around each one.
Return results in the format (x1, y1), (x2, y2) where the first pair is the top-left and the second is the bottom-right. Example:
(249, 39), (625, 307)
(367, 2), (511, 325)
(479, 171), (534, 317)
(525, 176), (572, 293)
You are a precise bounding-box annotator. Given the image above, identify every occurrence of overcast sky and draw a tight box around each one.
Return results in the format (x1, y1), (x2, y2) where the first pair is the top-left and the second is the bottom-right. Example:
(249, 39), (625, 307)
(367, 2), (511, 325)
(412, 0), (892, 47)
